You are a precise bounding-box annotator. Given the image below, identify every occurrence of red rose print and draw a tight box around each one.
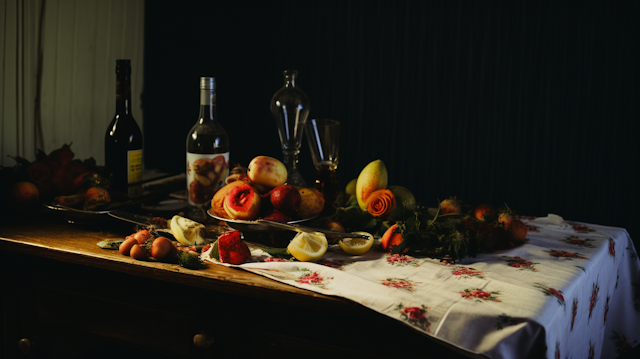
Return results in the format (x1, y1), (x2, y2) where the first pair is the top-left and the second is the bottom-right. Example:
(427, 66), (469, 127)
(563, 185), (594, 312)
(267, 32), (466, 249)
(295, 271), (333, 289)
(533, 283), (565, 306)
(381, 278), (418, 291)
(571, 298), (578, 330)
(604, 296), (610, 324)
(387, 254), (419, 266)
(404, 307), (425, 320)
(546, 249), (587, 260)
(548, 288), (565, 303)
(502, 256), (539, 270)
(460, 288), (501, 302)
(396, 303), (431, 332)
(451, 267), (485, 278)
(297, 271), (323, 284)
(608, 238), (615, 257)
(561, 235), (596, 248)
(573, 223), (596, 233)
(589, 283), (599, 320)
(471, 290), (491, 299)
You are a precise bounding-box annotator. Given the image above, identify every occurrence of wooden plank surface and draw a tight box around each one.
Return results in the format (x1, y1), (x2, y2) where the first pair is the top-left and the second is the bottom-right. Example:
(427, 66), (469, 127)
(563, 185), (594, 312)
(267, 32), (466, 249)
(0, 212), (371, 317)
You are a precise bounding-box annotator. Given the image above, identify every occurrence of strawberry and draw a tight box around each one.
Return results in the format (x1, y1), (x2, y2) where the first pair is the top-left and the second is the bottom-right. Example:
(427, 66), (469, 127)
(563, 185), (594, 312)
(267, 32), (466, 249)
(439, 197), (462, 215)
(504, 219), (528, 244)
(474, 204), (496, 221)
(217, 230), (251, 265)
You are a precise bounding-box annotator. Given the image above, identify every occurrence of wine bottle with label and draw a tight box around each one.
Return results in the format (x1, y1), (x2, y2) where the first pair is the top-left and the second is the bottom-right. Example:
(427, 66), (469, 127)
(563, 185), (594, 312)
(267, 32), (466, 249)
(104, 59), (143, 197)
(186, 77), (230, 207)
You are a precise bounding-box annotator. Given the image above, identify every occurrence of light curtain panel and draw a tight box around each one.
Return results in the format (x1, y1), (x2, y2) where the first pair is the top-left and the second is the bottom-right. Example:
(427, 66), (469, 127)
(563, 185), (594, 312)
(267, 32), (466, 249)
(1, 0), (144, 167)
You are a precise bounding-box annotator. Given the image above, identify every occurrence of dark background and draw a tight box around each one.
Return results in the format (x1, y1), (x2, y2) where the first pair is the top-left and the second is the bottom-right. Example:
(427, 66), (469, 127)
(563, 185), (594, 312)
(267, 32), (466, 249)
(143, 0), (639, 247)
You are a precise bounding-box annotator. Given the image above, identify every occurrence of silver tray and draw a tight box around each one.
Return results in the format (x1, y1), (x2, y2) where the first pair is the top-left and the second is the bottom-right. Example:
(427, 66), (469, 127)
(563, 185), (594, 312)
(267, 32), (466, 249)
(207, 211), (317, 232)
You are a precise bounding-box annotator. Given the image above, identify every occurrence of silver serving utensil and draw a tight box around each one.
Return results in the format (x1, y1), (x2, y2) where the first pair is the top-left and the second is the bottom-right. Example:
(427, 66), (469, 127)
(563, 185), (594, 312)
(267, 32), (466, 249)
(108, 211), (176, 238)
(255, 219), (371, 239)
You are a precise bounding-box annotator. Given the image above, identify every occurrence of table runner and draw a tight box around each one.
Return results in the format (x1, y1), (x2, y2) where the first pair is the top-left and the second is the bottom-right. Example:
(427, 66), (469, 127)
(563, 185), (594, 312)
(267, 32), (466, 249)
(204, 215), (640, 359)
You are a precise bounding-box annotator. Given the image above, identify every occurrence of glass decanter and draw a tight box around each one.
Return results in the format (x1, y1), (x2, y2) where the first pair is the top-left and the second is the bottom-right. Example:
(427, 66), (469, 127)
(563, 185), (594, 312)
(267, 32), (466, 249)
(270, 69), (310, 187)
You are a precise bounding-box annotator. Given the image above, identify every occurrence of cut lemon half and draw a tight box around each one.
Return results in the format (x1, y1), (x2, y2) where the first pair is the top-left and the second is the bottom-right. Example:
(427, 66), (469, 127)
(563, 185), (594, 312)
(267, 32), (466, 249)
(287, 232), (328, 262)
(338, 232), (374, 255)
(170, 215), (207, 246)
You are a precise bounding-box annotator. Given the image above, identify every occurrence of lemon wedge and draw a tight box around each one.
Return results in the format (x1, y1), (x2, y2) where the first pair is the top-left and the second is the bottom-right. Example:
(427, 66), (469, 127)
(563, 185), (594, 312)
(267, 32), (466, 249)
(339, 232), (374, 255)
(170, 215), (207, 246)
(287, 232), (328, 262)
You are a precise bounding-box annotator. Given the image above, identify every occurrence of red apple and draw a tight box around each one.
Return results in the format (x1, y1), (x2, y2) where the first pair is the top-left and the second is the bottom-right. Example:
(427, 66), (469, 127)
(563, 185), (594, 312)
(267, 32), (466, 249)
(270, 185), (301, 217)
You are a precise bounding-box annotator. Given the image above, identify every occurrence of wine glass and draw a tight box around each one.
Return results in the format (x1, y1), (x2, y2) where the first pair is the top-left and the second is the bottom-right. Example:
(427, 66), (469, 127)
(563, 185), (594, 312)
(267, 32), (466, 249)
(305, 118), (340, 211)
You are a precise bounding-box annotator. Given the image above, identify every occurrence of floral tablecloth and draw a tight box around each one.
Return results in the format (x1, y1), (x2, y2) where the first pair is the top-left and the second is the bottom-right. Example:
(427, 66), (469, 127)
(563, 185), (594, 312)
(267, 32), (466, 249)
(204, 215), (640, 359)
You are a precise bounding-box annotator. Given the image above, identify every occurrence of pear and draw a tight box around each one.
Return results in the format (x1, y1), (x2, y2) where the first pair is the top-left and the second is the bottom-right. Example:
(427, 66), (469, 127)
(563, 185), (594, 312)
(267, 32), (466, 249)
(355, 159), (388, 211)
(345, 178), (357, 201)
(388, 185), (417, 212)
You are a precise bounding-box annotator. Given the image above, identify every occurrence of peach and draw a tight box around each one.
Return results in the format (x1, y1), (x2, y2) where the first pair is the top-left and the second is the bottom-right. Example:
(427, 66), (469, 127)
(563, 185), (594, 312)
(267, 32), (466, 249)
(247, 156), (287, 189)
(223, 183), (261, 220)
(130, 244), (148, 261)
(11, 181), (40, 211)
(210, 180), (247, 218)
(151, 237), (175, 260)
(380, 224), (408, 253)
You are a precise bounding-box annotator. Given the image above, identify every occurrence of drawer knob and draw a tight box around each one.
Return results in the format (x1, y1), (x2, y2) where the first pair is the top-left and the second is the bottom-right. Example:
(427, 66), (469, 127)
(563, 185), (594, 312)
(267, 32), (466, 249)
(193, 333), (215, 348)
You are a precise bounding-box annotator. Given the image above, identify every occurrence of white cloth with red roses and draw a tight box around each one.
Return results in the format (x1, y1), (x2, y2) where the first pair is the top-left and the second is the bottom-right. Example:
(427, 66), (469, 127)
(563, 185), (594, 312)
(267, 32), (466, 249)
(204, 215), (640, 359)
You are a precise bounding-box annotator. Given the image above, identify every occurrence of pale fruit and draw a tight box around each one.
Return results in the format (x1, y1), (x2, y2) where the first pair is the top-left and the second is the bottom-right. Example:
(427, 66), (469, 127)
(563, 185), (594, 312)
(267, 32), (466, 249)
(295, 186), (325, 219)
(247, 156), (288, 189)
(345, 178), (357, 196)
(355, 160), (388, 211)
(388, 185), (417, 212)
(287, 232), (328, 262)
(338, 232), (374, 255)
(170, 215), (207, 246)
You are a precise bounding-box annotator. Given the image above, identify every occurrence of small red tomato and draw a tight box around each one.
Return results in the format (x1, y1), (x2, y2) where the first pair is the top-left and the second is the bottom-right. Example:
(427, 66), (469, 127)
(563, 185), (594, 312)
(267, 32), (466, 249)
(130, 244), (148, 261)
(119, 237), (138, 256)
(151, 236), (174, 260)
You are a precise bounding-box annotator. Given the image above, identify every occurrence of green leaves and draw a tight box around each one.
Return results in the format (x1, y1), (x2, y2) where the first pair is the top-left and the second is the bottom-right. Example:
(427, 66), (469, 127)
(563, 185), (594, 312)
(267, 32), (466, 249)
(97, 239), (125, 250)
(331, 192), (478, 260)
(177, 251), (204, 269)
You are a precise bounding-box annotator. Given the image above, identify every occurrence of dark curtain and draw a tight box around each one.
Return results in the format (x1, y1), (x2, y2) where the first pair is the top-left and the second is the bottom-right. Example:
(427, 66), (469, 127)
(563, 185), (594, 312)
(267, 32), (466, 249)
(144, 0), (639, 245)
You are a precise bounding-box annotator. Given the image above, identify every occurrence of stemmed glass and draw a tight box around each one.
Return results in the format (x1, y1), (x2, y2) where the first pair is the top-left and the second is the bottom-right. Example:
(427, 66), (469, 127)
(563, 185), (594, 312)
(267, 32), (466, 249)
(305, 119), (340, 212)
(270, 69), (310, 187)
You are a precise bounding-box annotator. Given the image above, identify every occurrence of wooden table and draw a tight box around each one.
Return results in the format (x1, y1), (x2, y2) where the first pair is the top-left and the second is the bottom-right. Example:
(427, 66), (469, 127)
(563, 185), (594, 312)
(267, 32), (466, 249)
(0, 212), (470, 359)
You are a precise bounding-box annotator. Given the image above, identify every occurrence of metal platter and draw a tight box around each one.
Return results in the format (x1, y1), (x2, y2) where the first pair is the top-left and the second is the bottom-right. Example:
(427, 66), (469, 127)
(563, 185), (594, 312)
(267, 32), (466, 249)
(207, 210), (318, 232)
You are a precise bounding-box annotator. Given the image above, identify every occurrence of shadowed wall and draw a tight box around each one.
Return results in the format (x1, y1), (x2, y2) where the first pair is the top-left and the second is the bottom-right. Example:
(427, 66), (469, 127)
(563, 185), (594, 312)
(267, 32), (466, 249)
(144, 0), (639, 245)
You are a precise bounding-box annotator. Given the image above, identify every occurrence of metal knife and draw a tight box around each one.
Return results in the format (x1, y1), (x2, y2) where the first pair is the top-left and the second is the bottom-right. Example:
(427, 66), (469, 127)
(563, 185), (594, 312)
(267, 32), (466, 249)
(256, 219), (371, 239)
(108, 211), (176, 238)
